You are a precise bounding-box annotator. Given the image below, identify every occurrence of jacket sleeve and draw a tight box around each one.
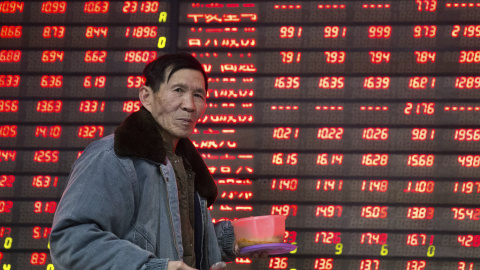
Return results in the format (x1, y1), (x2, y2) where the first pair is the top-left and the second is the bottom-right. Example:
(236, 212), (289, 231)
(212, 218), (237, 262)
(50, 141), (168, 270)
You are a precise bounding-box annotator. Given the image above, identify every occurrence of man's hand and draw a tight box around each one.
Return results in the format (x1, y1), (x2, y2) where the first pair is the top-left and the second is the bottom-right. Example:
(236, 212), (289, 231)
(167, 261), (197, 270)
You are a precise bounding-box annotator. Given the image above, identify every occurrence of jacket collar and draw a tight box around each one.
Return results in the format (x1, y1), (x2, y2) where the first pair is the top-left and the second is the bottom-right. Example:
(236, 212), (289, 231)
(114, 107), (217, 206)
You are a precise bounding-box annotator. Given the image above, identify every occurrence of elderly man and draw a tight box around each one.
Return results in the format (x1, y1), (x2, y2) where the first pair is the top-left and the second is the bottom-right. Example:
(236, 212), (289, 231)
(50, 53), (236, 270)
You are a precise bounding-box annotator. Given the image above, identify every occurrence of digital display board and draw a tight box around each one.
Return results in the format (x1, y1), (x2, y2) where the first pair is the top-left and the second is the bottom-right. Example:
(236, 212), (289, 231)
(2, 0), (480, 269)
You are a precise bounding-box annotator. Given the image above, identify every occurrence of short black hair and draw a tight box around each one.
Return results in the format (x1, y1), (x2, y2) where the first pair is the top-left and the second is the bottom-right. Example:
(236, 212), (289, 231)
(142, 53), (208, 93)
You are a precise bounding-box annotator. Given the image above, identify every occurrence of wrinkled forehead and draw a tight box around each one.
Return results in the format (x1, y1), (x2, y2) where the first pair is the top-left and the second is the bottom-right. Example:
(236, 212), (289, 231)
(164, 66), (206, 91)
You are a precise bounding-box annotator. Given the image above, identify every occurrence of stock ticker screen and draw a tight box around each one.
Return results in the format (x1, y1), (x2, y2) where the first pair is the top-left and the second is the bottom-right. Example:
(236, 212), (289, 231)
(2, 0), (480, 269)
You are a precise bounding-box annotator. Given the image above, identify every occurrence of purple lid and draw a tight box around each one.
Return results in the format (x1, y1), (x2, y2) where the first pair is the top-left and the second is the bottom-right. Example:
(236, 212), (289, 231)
(239, 243), (297, 256)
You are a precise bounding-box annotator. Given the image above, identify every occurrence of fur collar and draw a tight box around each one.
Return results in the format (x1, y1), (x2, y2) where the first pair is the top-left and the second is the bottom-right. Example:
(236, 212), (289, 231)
(114, 107), (217, 206)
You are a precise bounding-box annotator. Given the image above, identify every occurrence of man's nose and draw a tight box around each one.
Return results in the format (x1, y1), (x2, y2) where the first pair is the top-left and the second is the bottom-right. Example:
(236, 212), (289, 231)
(181, 94), (195, 112)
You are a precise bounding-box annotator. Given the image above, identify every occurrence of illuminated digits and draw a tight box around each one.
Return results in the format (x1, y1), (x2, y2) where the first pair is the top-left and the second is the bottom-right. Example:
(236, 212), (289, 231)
(4, 237), (12, 249)
(335, 243), (343, 255)
(380, 244), (388, 256)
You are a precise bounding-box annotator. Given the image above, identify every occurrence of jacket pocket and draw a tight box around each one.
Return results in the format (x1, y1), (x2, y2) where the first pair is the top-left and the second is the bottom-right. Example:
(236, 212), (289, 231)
(125, 225), (156, 254)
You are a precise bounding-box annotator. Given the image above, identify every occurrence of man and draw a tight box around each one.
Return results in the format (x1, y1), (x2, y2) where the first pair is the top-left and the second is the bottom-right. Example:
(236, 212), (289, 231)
(50, 53), (236, 270)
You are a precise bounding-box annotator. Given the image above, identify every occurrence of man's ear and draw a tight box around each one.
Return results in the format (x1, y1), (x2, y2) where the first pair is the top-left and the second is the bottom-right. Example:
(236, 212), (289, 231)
(139, 85), (153, 111)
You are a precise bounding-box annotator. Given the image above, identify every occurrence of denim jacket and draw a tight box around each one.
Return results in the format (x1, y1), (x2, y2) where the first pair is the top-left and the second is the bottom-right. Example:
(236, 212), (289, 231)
(50, 108), (236, 269)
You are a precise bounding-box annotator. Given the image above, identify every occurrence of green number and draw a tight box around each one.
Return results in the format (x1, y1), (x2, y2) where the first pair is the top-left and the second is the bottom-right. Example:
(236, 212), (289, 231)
(380, 244), (388, 256)
(427, 245), (435, 257)
(335, 243), (343, 255)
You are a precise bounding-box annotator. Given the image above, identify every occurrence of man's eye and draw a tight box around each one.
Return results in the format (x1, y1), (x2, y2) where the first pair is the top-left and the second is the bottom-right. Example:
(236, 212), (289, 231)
(174, 88), (182, 92)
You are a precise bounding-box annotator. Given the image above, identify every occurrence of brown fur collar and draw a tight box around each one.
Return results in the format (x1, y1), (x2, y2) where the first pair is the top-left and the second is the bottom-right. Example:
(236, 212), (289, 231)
(114, 107), (217, 206)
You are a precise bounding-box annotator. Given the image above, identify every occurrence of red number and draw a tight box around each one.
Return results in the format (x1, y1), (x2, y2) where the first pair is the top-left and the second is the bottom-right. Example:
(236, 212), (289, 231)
(409, 77), (435, 89)
(271, 179), (298, 191)
(0, 25), (21, 38)
(360, 259), (380, 270)
(0, 125), (17, 138)
(360, 233), (387, 245)
(317, 127), (344, 140)
(368, 26), (391, 38)
(0, 100), (18, 112)
(0, 50), (21, 62)
(324, 26), (346, 38)
(407, 154), (435, 167)
(407, 207), (434, 219)
(40, 75), (63, 87)
(361, 180), (388, 192)
(459, 51), (480, 63)
(458, 235), (480, 247)
(315, 232), (341, 244)
(35, 125), (61, 138)
(404, 102), (435, 115)
(36, 100), (62, 112)
(314, 258), (333, 270)
(124, 51), (157, 63)
(316, 153), (344, 165)
(362, 128), (388, 140)
(363, 77), (390, 89)
(85, 26), (108, 38)
(269, 257), (288, 269)
(272, 153), (298, 165)
(33, 226), (51, 239)
(452, 208), (480, 220)
(455, 77), (480, 89)
(416, 0), (436, 11)
(271, 205), (297, 216)
(41, 1), (66, 13)
(369, 51), (390, 63)
(361, 154), (388, 166)
(0, 75), (20, 87)
(316, 205), (342, 217)
(122, 100), (141, 112)
(32, 175), (58, 188)
(127, 76), (144, 88)
(85, 50), (107, 63)
(84, 1), (109, 13)
(30, 252), (47, 265)
(404, 181), (435, 193)
(0, 201), (13, 213)
(0, 1), (24, 13)
(414, 25), (437, 38)
(83, 76), (106, 88)
(361, 206), (388, 218)
(324, 51), (345, 63)
(279, 26), (302, 38)
(80, 100), (105, 113)
(41, 50), (64, 62)
(42, 26), (65, 38)
(77, 125), (105, 138)
(318, 77), (344, 89)
(33, 150), (59, 163)
(415, 51), (436, 63)
(274, 77), (300, 89)
(458, 155), (480, 167)
(126, 26), (157, 38)
(0, 175), (15, 187)
(273, 127), (299, 139)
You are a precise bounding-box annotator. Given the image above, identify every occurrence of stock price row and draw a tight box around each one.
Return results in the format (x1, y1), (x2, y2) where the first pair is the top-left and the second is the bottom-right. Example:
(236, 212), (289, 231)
(4, 75), (480, 100)
(4, 50), (480, 74)
(4, 126), (480, 152)
(2, 100), (480, 125)
(2, 150), (480, 177)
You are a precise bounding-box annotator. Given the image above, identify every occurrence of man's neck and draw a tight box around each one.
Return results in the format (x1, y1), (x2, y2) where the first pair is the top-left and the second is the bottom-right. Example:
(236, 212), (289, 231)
(159, 129), (179, 154)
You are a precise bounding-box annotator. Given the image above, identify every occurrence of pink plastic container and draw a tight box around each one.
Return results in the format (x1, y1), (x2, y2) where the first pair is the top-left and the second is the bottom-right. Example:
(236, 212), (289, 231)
(232, 215), (286, 248)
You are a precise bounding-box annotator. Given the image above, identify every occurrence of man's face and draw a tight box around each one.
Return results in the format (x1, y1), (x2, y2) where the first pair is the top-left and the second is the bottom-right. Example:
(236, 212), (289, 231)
(144, 68), (206, 141)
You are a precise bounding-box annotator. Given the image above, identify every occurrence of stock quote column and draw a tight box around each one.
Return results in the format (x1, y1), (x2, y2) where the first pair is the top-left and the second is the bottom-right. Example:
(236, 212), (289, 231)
(180, 1), (480, 270)
(0, 1), (171, 268)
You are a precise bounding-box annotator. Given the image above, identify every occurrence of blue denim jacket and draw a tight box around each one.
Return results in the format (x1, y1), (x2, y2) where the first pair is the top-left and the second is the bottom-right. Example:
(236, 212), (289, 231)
(50, 108), (236, 270)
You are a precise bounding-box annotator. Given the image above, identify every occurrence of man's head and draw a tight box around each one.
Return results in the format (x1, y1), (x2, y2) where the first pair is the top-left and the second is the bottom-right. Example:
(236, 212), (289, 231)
(139, 53), (207, 146)
(143, 53), (208, 93)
